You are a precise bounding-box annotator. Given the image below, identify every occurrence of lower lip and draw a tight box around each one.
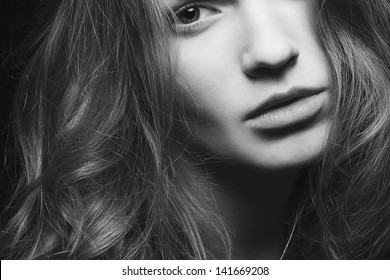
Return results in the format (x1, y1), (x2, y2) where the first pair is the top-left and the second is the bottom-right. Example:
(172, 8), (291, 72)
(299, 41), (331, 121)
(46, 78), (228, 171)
(246, 92), (328, 130)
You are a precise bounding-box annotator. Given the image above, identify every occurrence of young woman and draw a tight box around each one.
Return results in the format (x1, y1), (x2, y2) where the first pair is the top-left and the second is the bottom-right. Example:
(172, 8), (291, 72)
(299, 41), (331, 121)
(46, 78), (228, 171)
(1, 0), (390, 259)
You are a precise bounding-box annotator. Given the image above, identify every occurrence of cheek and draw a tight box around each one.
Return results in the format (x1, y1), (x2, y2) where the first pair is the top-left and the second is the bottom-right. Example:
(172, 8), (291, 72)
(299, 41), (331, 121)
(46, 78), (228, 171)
(173, 17), (245, 120)
(176, 43), (238, 125)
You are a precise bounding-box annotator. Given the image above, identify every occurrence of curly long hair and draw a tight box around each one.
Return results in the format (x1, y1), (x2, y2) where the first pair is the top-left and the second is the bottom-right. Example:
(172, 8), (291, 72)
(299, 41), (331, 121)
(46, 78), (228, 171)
(0, 0), (229, 259)
(1, 0), (390, 259)
(303, 0), (390, 259)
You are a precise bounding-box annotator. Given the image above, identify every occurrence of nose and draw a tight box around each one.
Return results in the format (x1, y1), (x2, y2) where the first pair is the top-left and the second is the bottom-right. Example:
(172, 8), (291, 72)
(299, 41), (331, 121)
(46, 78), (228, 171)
(240, 2), (300, 77)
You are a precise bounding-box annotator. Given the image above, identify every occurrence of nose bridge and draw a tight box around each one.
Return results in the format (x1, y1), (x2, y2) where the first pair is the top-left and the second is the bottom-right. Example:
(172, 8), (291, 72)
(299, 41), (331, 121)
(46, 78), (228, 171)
(240, 0), (299, 72)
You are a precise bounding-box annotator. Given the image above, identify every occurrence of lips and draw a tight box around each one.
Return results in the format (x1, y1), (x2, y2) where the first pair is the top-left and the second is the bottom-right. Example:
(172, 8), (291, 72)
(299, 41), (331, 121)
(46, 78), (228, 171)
(244, 87), (328, 130)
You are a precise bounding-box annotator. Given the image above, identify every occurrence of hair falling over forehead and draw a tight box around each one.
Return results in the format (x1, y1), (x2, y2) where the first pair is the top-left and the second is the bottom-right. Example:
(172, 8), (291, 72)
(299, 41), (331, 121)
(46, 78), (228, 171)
(1, 0), (390, 259)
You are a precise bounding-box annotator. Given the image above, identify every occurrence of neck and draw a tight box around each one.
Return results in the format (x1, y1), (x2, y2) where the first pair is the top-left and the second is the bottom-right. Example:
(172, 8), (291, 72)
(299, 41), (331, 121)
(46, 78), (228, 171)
(203, 160), (302, 259)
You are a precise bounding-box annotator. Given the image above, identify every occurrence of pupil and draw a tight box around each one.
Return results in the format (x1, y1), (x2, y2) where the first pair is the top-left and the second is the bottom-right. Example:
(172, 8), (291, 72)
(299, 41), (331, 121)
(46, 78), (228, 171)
(179, 7), (200, 24)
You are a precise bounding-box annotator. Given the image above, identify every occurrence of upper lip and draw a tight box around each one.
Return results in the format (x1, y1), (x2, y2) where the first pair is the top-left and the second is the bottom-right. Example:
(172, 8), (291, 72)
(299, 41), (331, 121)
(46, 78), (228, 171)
(243, 87), (327, 121)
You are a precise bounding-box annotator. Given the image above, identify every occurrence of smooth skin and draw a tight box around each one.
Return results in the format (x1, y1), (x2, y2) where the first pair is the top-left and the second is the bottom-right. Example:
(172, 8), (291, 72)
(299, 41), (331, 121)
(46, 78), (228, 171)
(167, 0), (332, 169)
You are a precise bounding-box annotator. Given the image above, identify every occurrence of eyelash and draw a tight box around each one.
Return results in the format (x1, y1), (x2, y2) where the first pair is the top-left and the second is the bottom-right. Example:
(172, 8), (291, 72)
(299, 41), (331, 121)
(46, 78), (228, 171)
(172, 3), (221, 33)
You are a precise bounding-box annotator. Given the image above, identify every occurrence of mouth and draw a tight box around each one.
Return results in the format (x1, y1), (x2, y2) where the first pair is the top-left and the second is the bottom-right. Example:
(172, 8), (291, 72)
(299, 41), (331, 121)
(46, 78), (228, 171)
(244, 87), (329, 130)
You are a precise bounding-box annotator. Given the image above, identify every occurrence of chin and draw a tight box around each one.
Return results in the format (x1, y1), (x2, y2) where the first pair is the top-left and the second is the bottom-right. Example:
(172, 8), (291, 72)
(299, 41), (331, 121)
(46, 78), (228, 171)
(251, 148), (325, 171)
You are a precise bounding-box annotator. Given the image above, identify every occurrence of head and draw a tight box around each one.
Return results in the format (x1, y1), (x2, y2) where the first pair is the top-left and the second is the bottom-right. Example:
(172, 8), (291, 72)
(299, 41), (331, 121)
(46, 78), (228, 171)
(2, 0), (390, 260)
(164, 0), (333, 171)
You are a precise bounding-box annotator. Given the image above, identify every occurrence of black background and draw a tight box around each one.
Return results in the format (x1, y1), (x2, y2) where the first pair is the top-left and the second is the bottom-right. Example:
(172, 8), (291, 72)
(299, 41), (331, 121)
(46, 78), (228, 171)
(1, 0), (40, 129)
(0, 0), (41, 206)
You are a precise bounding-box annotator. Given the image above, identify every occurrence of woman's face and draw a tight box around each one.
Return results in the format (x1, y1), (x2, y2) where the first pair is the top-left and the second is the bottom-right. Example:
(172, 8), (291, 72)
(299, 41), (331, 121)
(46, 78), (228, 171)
(164, 0), (332, 170)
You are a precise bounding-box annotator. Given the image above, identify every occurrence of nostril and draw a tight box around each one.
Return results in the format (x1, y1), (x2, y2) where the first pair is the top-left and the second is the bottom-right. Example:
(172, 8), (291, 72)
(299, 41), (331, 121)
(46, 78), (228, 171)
(285, 54), (299, 68)
(242, 51), (299, 78)
(243, 55), (299, 78)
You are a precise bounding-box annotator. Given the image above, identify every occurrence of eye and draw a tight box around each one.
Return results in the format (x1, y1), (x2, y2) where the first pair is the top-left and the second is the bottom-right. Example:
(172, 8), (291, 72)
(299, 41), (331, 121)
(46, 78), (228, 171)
(173, 4), (221, 29)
